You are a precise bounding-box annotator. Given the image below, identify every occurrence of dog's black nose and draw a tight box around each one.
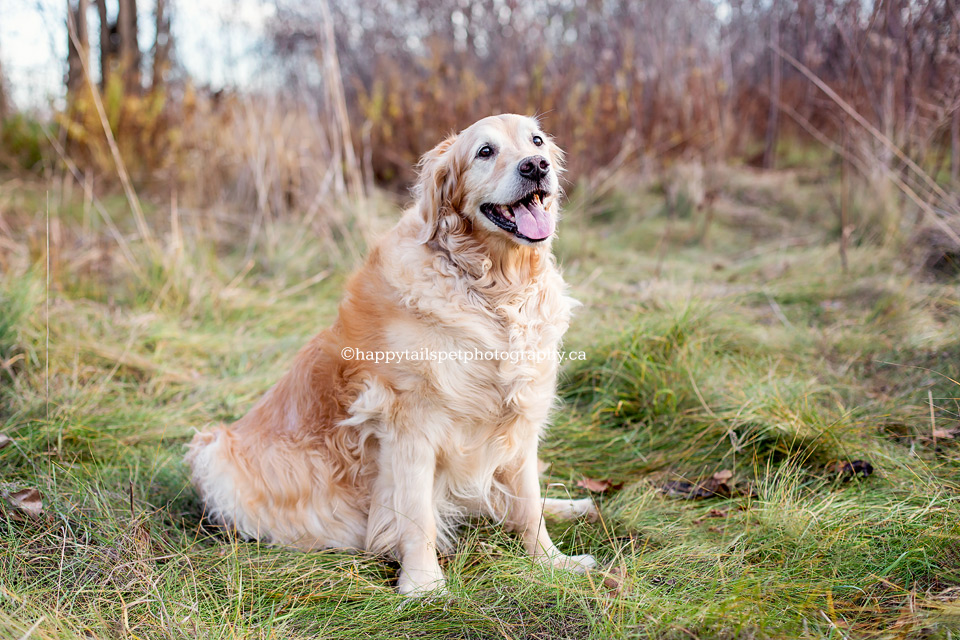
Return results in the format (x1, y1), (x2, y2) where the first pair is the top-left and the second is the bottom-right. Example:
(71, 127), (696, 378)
(518, 155), (550, 181)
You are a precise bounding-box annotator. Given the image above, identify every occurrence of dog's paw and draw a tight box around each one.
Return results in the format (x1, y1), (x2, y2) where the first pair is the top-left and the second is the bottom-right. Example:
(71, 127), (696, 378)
(580, 500), (600, 523)
(542, 498), (600, 522)
(395, 578), (452, 612)
(538, 552), (598, 574)
(562, 498), (600, 522)
(397, 572), (448, 598)
(560, 553), (598, 573)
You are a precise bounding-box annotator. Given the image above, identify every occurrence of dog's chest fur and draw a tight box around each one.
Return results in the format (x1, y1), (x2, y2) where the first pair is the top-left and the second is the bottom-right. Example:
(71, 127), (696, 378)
(356, 240), (575, 498)
(389, 249), (570, 419)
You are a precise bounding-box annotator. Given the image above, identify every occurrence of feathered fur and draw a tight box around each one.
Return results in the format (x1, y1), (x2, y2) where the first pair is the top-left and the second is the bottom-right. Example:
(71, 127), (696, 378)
(186, 114), (597, 595)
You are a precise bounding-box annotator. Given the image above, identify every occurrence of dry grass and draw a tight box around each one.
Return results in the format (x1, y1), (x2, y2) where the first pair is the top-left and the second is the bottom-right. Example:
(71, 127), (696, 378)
(4, 2), (960, 635)
(0, 160), (958, 638)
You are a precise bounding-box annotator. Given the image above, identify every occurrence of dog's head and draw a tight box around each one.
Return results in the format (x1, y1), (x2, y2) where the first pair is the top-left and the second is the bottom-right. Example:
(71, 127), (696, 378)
(415, 114), (564, 247)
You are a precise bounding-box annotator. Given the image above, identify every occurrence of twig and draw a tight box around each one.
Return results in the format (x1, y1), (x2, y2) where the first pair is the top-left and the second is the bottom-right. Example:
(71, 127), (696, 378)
(769, 42), (951, 208)
(929, 390), (936, 448)
(770, 42), (960, 248)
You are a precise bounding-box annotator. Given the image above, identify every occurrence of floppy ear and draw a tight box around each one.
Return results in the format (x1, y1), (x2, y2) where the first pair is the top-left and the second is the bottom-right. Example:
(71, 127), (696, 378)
(414, 134), (458, 244)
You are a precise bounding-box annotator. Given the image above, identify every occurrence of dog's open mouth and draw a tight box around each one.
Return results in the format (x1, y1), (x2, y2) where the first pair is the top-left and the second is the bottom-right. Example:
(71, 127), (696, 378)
(480, 191), (554, 242)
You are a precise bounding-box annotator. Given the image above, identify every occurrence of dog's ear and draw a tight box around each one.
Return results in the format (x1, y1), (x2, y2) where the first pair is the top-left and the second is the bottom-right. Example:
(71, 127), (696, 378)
(414, 134), (458, 244)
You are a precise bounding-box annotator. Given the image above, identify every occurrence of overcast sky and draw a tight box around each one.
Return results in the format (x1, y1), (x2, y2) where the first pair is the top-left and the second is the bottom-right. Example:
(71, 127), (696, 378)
(0, 0), (276, 111)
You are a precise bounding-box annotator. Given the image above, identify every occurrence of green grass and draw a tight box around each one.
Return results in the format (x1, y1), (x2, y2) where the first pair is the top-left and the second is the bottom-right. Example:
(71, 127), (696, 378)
(1, 167), (959, 638)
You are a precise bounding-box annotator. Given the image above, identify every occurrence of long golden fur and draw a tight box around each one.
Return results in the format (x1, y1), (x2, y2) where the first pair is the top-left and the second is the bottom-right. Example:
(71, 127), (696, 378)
(186, 114), (597, 595)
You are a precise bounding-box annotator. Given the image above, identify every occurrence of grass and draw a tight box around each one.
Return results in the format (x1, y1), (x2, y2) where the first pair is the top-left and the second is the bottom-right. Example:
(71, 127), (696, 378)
(0, 164), (959, 639)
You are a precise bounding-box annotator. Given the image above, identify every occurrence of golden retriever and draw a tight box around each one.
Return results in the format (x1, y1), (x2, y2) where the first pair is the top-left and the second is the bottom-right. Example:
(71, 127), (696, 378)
(186, 114), (598, 596)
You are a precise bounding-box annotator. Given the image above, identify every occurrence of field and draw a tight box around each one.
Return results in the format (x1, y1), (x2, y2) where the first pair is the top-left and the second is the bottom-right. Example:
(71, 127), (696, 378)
(1, 161), (959, 639)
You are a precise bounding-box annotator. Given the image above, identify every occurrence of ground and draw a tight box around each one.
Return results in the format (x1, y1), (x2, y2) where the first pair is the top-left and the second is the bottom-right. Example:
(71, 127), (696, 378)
(0, 163), (958, 639)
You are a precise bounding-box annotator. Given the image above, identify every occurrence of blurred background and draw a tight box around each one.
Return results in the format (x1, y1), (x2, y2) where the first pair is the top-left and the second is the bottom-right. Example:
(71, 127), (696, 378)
(2, 0), (958, 227)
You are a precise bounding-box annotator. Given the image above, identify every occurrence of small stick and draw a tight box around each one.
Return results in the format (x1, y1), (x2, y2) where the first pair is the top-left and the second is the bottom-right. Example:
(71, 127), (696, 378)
(929, 390), (936, 448)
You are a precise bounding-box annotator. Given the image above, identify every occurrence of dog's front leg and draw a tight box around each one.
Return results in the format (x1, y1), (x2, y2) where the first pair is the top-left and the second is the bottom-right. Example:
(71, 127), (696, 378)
(366, 432), (446, 596)
(506, 441), (597, 573)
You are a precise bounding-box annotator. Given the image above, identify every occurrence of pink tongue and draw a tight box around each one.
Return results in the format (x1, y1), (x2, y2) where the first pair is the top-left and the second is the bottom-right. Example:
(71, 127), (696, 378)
(514, 200), (554, 240)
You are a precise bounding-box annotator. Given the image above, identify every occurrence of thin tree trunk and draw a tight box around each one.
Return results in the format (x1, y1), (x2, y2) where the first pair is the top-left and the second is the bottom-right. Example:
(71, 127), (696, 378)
(96, 0), (109, 90)
(952, 107), (959, 185)
(840, 122), (850, 272)
(151, 0), (171, 92)
(319, 0), (363, 201)
(879, 0), (903, 173)
(763, 7), (781, 169)
(66, 0), (90, 95)
(117, 0), (141, 94)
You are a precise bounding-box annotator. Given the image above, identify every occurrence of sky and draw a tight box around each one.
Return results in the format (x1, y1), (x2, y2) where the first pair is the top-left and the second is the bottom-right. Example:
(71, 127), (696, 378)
(0, 0), (276, 111)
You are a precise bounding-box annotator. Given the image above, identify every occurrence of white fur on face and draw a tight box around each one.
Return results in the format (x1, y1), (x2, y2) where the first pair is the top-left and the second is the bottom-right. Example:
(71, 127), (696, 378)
(457, 116), (561, 243)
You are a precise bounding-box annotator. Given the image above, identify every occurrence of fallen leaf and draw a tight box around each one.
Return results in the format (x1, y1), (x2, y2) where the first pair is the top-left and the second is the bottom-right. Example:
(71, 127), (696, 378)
(577, 477), (624, 493)
(602, 565), (625, 595)
(932, 429), (954, 439)
(707, 508), (727, 518)
(661, 477), (731, 499)
(713, 469), (733, 482)
(650, 576), (677, 587)
(825, 460), (874, 480)
(8, 488), (42, 517)
(0, 434), (10, 450)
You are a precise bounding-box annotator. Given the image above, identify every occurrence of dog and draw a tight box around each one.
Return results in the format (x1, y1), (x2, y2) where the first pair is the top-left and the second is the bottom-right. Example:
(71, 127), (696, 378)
(186, 114), (598, 596)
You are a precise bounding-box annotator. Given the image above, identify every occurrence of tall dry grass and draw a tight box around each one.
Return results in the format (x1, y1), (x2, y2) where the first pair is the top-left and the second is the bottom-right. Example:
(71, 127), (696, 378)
(7, 0), (959, 254)
(262, 0), (960, 191)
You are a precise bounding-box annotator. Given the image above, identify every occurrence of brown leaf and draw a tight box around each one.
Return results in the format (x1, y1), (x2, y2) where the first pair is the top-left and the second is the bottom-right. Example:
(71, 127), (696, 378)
(577, 477), (624, 493)
(825, 460), (874, 480)
(8, 488), (42, 517)
(662, 477), (732, 499)
(932, 429), (954, 439)
(662, 473), (760, 500)
(650, 576), (677, 587)
(602, 565), (625, 595)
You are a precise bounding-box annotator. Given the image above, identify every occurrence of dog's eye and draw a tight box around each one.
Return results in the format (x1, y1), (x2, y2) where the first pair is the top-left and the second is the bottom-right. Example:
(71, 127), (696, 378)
(477, 145), (495, 159)
(532, 135), (544, 147)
